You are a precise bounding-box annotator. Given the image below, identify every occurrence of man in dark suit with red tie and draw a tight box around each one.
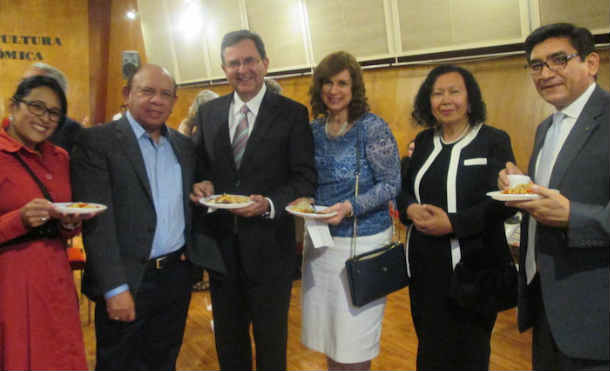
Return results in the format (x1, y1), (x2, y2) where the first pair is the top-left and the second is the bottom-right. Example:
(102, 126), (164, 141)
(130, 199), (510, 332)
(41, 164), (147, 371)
(190, 30), (317, 370)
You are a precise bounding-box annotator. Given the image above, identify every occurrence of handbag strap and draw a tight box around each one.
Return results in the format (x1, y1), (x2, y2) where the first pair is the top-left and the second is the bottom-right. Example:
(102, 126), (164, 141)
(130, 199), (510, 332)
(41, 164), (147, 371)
(350, 127), (361, 259)
(10, 152), (55, 202)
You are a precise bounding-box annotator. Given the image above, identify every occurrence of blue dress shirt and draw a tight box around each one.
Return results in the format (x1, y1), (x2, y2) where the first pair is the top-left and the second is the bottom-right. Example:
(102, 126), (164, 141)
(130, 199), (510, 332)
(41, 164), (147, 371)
(105, 111), (185, 299)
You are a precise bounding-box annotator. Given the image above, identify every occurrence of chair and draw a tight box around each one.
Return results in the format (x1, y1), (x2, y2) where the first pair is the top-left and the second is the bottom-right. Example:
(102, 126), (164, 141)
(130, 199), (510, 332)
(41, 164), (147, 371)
(67, 235), (92, 324)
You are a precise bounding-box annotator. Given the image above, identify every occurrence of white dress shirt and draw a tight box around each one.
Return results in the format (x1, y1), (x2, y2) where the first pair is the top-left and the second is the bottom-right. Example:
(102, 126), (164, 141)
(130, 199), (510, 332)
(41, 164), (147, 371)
(227, 84), (276, 218)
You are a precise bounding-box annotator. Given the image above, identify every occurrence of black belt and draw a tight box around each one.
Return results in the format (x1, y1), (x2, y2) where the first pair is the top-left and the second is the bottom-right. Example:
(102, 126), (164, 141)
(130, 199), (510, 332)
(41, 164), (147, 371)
(146, 247), (185, 270)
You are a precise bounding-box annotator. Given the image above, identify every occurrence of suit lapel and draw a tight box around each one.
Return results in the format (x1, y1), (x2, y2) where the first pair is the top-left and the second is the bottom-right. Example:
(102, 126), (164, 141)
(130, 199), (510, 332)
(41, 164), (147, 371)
(549, 86), (605, 188)
(240, 91), (279, 170)
(115, 118), (154, 202)
(206, 95), (234, 171)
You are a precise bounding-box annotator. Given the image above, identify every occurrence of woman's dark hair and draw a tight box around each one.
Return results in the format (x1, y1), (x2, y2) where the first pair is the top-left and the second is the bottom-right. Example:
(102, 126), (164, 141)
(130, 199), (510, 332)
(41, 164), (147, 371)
(524, 23), (595, 62)
(309, 51), (369, 122)
(11, 75), (68, 126)
(412, 64), (486, 128)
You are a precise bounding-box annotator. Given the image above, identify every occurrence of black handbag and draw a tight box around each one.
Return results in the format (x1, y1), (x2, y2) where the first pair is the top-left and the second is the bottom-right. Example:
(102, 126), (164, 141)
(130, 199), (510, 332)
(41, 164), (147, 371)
(344, 130), (409, 307)
(346, 241), (410, 307)
(0, 153), (60, 248)
(449, 255), (518, 314)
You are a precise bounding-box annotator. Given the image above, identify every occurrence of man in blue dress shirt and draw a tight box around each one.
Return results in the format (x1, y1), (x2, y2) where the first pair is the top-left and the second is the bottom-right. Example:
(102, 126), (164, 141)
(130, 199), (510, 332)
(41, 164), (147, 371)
(71, 64), (197, 370)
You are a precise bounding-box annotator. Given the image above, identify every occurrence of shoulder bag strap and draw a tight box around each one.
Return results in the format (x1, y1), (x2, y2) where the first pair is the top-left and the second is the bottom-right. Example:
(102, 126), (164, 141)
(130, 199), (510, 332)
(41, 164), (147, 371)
(10, 152), (55, 202)
(350, 126), (361, 258)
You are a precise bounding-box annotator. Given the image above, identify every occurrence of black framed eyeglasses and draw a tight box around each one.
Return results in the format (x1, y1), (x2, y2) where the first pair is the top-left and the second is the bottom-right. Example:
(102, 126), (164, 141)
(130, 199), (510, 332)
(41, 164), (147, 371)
(17, 99), (63, 123)
(525, 53), (579, 75)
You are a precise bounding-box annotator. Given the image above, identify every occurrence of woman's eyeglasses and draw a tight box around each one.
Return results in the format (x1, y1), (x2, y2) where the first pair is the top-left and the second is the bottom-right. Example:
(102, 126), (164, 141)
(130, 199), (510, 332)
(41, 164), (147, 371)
(17, 99), (63, 123)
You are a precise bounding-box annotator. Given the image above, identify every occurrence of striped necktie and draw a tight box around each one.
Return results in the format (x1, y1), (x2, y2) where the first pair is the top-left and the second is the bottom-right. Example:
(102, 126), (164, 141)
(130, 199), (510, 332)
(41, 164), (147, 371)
(232, 104), (250, 169)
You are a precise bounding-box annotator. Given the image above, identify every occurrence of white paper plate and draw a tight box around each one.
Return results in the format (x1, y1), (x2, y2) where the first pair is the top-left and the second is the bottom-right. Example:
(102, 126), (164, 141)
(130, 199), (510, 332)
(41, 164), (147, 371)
(199, 194), (254, 209)
(487, 191), (541, 202)
(54, 202), (108, 215)
(285, 205), (337, 219)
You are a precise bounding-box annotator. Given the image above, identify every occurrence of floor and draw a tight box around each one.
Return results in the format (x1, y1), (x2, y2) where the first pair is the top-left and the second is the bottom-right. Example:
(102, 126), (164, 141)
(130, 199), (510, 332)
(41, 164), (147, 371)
(75, 272), (532, 370)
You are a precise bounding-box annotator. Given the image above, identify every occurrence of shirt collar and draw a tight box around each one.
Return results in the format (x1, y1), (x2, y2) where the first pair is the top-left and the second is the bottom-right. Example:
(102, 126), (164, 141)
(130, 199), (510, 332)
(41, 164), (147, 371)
(559, 82), (596, 120)
(125, 110), (169, 140)
(232, 83), (267, 117)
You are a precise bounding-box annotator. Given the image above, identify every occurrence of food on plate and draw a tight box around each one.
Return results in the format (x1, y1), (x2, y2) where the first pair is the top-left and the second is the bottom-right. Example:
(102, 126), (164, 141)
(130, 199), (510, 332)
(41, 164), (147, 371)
(502, 183), (534, 194)
(66, 202), (103, 209)
(210, 194), (251, 204)
(291, 199), (316, 214)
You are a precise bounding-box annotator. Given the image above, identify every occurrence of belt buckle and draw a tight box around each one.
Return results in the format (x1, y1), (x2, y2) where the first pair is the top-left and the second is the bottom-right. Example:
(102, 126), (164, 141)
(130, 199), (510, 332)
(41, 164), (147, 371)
(155, 256), (167, 270)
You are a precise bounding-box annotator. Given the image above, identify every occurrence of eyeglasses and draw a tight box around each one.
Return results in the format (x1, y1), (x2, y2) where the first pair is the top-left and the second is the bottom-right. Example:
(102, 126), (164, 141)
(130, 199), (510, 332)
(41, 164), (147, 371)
(525, 53), (579, 75)
(224, 57), (261, 70)
(17, 99), (63, 123)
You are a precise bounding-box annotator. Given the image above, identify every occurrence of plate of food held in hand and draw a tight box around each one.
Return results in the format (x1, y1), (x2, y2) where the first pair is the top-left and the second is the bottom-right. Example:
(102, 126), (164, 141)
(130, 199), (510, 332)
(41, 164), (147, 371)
(487, 183), (541, 201)
(54, 202), (108, 215)
(286, 199), (338, 219)
(199, 193), (254, 209)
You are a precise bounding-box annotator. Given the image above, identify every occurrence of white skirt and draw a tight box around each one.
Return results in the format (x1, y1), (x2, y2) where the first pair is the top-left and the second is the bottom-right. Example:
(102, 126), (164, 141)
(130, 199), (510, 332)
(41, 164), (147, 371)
(301, 227), (392, 363)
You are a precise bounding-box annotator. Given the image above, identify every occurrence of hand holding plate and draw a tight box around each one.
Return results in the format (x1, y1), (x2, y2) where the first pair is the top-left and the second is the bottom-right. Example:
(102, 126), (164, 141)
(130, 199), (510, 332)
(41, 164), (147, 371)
(506, 185), (568, 227)
(190, 180), (215, 204)
(498, 161), (523, 191)
(316, 201), (352, 225)
(20, 198), (54, 228)
(230, 195), (269, 218)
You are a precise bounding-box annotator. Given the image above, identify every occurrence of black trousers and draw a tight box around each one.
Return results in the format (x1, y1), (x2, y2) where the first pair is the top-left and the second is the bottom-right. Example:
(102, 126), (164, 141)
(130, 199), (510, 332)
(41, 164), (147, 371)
(210, 236), (293, 371)
(409, 243), (497, 371)
(531, 277), (609, 371)
(94, 259), (193, 371)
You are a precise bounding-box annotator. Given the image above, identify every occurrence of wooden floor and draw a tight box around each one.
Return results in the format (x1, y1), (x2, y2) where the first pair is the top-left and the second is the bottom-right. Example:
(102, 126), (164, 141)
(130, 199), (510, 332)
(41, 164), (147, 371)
(75, 272), (532, 370)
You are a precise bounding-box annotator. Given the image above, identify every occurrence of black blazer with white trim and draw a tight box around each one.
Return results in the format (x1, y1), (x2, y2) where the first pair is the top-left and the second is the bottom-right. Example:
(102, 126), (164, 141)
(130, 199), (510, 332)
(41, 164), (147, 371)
(398, 124), (516, 270)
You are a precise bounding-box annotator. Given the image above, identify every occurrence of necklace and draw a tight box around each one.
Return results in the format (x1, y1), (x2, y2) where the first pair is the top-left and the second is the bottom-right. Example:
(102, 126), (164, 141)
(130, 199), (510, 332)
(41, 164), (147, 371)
(440, 124), (470, 144)
(325, 118), (350, 138)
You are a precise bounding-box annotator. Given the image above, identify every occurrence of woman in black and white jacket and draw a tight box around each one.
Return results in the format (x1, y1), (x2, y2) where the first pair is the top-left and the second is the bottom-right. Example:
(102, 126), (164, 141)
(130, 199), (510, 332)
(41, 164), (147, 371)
(398, 64), (516, 370)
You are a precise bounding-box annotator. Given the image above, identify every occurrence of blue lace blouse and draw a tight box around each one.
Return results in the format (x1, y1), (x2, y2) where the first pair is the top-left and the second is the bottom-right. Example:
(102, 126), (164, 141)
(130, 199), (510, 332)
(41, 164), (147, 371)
(312, 112), (401, 237)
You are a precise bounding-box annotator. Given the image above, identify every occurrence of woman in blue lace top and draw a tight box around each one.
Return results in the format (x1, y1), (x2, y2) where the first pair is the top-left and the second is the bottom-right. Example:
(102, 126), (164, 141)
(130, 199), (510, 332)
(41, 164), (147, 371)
(295, 51), (400, 370)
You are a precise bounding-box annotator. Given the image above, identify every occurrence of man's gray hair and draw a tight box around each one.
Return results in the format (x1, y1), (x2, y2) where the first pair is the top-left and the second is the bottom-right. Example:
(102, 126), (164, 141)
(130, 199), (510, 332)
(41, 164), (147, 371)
(265, 79), (282, 95)
(30, 62), (68, 93)
(188, 89), (219, 118)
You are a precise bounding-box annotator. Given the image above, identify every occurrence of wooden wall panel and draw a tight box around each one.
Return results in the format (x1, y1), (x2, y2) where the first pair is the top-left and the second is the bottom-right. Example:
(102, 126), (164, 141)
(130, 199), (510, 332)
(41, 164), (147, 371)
(116, 6), (608, 168)
(0, 0), (90, 123)
(171, 50), (609, 171)
(88, 0), (111, 127)
(102, 0), (147, 124)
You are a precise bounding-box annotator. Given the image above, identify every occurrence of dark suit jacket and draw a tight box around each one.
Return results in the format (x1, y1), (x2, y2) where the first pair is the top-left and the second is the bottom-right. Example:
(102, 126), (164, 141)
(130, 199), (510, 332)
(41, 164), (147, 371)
(518, 85), (609, 360)
(49, 116), (81, 153)
(399, 124), (516, 265)
(70, 117), (196, 299)
(192, 90), (316, 282)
